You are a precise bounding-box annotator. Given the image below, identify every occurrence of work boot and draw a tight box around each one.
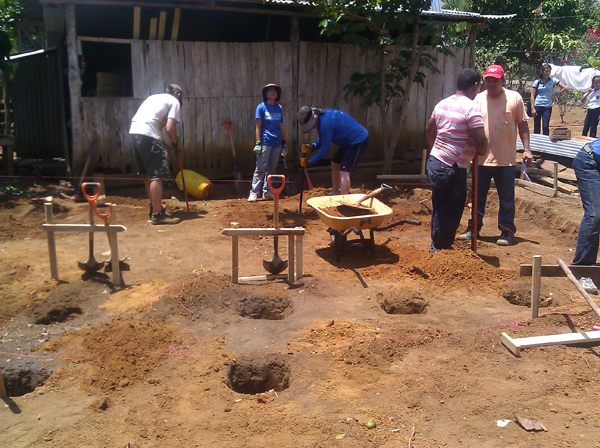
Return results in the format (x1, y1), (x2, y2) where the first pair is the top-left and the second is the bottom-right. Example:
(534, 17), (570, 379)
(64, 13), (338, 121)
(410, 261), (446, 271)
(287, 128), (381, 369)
(496, 230), (515, 246)
(263, 191), (274, 200)
(458, 227), (479, 240)
(151, 210), (180, 225)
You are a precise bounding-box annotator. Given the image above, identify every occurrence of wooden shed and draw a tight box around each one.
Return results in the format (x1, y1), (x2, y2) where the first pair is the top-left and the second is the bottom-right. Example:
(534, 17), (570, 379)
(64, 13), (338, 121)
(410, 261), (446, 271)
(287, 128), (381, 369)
(34, 0), (506, 178)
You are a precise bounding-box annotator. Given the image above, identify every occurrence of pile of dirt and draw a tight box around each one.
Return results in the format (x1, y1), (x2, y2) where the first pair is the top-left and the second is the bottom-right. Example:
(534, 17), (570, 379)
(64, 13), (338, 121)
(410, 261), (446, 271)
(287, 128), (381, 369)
(43, 320), (179, 391)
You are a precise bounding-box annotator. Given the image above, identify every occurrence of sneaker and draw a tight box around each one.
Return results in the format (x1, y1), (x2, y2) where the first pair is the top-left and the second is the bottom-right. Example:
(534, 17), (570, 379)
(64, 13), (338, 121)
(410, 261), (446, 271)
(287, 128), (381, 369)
(496, 231), (515, 246)
(458, 227), (479, 240)
(579, 277), (598, 295)
(263, 191), (274, 200)
(149, 205), (166, 219)
(248, 193), (258, 202)
(326, 191), (340, 196)
(151, 210), (180, 225)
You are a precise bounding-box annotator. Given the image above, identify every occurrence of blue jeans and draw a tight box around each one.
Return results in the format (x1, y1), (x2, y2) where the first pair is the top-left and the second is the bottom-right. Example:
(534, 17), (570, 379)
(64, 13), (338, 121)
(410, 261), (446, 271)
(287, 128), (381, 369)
(250, 145), (280, 196)
(572, 146), (600, 265)
(468, 165), (517, 234)
(427, 156), (467, 251)
(582, 108), (600, 138)
(534, 106), (552, 135)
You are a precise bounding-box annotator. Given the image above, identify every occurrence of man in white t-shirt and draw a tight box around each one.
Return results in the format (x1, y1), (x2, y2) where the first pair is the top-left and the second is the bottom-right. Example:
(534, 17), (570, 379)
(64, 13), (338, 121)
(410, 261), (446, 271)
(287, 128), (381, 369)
(458, 65), (532, 246)
(425, 68), (488, 253)
(130, 84), (182, 225)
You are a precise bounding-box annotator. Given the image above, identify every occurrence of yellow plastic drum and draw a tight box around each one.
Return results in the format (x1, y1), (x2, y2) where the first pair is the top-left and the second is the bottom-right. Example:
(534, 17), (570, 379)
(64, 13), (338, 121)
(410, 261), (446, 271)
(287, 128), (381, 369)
(175, 169), (213, 199)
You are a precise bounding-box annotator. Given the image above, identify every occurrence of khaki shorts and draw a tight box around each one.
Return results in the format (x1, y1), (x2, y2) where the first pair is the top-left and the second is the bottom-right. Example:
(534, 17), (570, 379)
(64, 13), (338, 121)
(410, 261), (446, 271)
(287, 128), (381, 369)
(130, 134), (170, 180)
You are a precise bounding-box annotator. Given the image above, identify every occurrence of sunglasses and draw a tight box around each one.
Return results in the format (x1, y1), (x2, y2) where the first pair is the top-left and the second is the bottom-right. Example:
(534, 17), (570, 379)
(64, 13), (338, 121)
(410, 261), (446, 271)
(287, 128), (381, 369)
(267, 89), (277, 92)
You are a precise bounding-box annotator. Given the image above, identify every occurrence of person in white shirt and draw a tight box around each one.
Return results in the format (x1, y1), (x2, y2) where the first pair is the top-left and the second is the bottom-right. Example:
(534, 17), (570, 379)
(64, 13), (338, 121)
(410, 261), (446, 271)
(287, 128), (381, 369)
(581, 75), (600, 138)
(129, 84), (182, 225)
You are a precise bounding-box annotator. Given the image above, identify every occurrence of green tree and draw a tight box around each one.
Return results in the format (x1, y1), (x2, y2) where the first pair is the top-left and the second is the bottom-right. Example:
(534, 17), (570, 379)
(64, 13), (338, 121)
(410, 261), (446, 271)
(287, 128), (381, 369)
(312, 0), (450, 174)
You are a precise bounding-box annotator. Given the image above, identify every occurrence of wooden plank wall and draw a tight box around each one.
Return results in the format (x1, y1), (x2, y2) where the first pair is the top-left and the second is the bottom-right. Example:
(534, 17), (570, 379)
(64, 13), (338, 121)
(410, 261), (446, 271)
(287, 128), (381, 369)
(80, 41), (468, 176)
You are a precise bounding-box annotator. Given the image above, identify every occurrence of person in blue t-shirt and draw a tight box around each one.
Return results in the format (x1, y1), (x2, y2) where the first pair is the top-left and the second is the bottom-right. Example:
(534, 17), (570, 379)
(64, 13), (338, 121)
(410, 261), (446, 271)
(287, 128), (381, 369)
(572, 139), (600, 266)
(297, 106), (369, 195)
(530, 64), (568, 135)
(249, 83), (287, 202)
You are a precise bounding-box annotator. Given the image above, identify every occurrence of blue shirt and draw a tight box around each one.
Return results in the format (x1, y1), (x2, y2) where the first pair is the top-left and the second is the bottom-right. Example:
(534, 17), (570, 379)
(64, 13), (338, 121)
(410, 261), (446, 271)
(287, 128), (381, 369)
(310, 109), (369, 165)
(533, 77), (560, 108)
(256, 102), (285, 146)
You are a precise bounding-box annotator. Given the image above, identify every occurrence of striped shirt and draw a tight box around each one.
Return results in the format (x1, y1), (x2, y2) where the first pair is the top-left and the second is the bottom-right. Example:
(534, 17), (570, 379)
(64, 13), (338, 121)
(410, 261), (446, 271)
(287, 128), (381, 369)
(430, 94), (484, 169)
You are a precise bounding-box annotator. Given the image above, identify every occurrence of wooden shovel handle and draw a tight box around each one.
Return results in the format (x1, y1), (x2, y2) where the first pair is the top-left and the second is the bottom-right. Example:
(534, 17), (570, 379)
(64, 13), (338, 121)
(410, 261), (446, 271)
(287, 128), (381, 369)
(355, 187), (384, 206)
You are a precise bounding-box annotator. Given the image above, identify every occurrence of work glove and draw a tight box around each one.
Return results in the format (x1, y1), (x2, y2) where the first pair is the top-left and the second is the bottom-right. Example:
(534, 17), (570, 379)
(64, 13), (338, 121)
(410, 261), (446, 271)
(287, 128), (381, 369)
(300, 158), (310, 167)
(280, 141), (288, 157)
(301, 143), (311, 154)
(254, 141), (261, 155)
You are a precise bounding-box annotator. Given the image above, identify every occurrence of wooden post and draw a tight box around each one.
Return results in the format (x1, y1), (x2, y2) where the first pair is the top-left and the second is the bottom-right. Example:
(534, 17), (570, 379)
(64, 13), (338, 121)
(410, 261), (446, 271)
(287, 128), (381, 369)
(553, 162), (558, 198)
(108, 205), (122, 286)
(531, 255), (542, 318)
(467, 26), (478, 67)
(288, 234), (295, 282)
(421, 148), (427, 176)
(231, 235), (239, 283)
(66, 3), (83, 172)
(158, 11), (167, 40)
(557, 258), (600, 319)
(0, 369), (7, 398)
(290, 15), (300, 144)
(133, 6), (141, 39)
(45, 203), (59, 280)
(149, 18), (158, 40)
(471, 155), (478, 253)
(296, 232), (303, 279)
(171, 8), (181, 41)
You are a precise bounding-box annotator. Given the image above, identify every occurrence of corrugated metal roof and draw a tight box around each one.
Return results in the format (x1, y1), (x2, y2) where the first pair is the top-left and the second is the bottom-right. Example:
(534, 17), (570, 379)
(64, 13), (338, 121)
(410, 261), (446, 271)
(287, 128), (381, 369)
(517, 134), (586, 159)
(261, 0), (516, 20)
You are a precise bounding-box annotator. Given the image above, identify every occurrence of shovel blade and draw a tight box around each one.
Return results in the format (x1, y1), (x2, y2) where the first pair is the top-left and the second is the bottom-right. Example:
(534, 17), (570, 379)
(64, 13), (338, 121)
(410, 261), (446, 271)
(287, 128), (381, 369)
(78, 259), (105, 273)
(263, 256), (288, 275)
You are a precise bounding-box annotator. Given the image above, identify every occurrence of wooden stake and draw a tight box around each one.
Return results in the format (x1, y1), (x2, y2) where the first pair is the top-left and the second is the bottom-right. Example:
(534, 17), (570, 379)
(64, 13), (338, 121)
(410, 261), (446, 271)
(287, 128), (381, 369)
(553, 162), (558, 198)
(231, 235), (239, 284)
(171, 8), (181, 41)
(531, 255), (541, 319)
(501, 331), (600, 357)
(45, 203), (59, 280)
(557, 258), (600, 319)
(0, 370), (7, 398)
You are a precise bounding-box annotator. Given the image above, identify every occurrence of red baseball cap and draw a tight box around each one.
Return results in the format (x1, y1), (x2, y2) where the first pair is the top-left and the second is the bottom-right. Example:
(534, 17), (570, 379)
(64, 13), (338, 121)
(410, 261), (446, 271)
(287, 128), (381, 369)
(484, 65), (504, 79)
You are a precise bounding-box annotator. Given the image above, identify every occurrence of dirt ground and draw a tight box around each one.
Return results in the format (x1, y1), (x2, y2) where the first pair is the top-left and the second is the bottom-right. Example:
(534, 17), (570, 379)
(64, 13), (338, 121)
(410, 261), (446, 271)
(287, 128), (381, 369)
(1, 108), (599, 448)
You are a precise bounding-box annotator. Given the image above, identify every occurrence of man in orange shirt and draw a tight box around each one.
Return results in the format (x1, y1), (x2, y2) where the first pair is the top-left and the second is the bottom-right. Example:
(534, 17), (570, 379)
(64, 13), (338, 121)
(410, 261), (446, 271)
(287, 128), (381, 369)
(458, 65), (533, 246)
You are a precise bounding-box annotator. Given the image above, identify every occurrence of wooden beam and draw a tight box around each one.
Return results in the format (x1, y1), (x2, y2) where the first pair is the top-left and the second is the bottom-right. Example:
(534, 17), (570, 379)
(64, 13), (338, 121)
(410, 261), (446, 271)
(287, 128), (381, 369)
(43, 224), (127, 233)
(78, 36), (132, 44)
(515, 178), (557, 197)
(531, 255), (541, 319)
(557, 258), (600, 319)
(520, 264), (600, 277)
(171, 8), (181, 41)
(45, 203), (59, 281)
(158, 11), (167, 40)
(222, 227), (305, 236)
(149, 18), (157, 40)
(133, 6), (141, 39)
(501, 331), (600, 357)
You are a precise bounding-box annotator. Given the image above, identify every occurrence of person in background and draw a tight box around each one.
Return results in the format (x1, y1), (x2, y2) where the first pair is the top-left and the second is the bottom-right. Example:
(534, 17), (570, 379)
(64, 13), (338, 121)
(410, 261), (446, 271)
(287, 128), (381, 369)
(425, 68), (488, 253)
(297, 106), (368, 195)
(530, 63), (568, 135)
(572, 139), (600, 267)
(581, 75), (600, 138)
(249, 83), (287, 202)
(129, 84), (182, 225)
(458, 64), (532, 246)
(494, 55), (507, 70)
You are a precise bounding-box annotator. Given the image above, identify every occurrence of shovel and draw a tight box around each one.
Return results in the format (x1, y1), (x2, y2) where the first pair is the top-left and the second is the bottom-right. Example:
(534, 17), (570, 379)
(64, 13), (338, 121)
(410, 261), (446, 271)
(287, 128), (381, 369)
(263, 174), (288, 275)
(338, 183), (393, 212)
(282, 157), (297, 196)
(224, 120), (244, 197)
(78, 182), (105, 273)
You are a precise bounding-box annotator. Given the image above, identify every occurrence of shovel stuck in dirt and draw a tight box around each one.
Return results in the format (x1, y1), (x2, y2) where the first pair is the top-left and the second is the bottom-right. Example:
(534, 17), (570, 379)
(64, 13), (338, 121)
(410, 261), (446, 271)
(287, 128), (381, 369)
(263, 175), (288, 275)
(78, 183), (106, 273)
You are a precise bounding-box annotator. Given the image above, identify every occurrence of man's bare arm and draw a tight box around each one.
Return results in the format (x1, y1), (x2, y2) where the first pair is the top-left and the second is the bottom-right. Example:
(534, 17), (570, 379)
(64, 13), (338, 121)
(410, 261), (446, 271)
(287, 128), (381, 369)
(469, 127), (488, 156)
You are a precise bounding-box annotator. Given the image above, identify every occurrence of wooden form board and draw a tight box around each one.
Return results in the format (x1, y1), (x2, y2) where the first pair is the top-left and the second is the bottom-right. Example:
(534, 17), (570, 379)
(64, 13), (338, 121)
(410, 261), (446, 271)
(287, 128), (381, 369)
(520, 264), (600, 277)
(501, 331), (600, 357)
(76, 42), (470, 175)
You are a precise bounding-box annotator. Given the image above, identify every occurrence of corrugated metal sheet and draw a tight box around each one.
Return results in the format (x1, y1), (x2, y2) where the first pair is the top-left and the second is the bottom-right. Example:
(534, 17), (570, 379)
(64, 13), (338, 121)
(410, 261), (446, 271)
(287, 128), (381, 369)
(10, 47), (69, 160)
(517, 134), (586, 159)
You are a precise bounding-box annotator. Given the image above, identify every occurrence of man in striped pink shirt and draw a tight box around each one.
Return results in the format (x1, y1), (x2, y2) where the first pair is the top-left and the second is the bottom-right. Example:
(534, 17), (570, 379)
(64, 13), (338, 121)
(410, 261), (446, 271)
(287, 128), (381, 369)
(425, 68), (488, 252)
